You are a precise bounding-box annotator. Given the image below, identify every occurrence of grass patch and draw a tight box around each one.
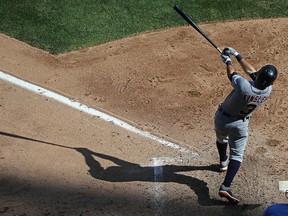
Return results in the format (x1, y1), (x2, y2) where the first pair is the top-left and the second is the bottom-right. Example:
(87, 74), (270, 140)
(0, 0), (287, 53)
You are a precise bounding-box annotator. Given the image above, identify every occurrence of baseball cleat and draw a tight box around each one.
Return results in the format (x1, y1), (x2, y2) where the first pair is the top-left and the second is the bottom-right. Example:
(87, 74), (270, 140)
(219, 185), (240, 204)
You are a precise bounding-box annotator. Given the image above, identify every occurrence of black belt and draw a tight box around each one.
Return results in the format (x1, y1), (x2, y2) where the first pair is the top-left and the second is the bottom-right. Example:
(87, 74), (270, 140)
(218, 107), (250, 121)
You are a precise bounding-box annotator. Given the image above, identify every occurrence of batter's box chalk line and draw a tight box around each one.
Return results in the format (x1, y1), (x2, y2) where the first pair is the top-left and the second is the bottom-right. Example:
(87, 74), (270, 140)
(0, 71), (199, 156)
(279, 181), (288, 192)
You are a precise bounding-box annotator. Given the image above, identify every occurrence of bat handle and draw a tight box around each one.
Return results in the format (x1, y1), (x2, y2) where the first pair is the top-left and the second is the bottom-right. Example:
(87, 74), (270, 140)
(217, 47), (222, 53)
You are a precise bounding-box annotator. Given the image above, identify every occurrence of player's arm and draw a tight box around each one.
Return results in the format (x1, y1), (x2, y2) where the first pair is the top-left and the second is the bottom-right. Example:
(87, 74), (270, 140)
(223, 47), (258, 80)
(221, 53), (237, 81)
(238, 58), (256, 74)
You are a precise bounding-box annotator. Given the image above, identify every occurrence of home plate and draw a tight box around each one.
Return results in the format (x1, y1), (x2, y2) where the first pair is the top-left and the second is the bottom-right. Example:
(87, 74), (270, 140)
(279, 181), (288, 192)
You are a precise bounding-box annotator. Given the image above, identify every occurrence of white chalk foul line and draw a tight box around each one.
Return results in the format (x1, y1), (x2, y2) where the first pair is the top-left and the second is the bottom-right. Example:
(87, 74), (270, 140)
(0, 71), (193, 153)
(150, 156), (195, 215)
(152, 157), (165, 216)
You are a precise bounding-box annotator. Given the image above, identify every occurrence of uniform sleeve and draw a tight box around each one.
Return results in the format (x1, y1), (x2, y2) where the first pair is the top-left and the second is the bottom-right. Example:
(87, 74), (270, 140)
(228, 72), (238, 81)
(231, 74), (251, 93)
(231, 74), (242, 90)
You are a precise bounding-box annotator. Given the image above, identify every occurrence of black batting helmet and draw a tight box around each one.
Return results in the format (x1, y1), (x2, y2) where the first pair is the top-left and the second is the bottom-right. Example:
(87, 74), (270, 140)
(255, 65), (277, 89)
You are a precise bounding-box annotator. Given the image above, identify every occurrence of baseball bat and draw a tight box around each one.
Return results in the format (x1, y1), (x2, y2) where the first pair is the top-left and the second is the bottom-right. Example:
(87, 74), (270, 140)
(174, 5), (222, 53)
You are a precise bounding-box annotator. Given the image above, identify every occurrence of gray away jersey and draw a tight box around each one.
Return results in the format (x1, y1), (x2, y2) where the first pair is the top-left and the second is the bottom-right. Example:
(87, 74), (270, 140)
(221, 74), (272, 117)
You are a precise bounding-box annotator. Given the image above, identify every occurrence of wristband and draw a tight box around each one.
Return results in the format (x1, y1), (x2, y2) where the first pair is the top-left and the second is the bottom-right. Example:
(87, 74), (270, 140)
(226, 60), (232, 66)
(236, 54), (243, 62)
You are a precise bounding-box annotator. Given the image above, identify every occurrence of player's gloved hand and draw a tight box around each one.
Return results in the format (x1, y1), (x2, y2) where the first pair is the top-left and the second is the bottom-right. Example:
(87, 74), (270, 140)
(223, 47), (243, 62)
(221, 54), (232, 65)
(222, 48), (230, 56)
(223, 47), (239, 57)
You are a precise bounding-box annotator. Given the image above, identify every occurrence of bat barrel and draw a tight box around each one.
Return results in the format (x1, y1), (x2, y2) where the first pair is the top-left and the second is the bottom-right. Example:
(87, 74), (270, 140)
(174, 5), (222, 53)
(174, 5), (196, 28)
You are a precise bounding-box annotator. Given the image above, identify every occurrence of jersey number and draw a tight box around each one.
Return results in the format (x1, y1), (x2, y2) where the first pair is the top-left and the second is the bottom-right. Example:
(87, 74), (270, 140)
(240, 104), (257, 115)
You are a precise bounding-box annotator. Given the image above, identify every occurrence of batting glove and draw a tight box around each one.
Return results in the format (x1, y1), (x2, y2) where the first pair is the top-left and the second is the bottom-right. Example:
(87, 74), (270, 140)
(223, 47), (239, 56)
(221, 54), (232, 65)
(224, 47), (243, 62)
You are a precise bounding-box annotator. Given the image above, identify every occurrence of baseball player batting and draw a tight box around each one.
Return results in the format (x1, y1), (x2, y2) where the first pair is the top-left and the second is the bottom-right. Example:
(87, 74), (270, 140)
(215, 47), (278, 204)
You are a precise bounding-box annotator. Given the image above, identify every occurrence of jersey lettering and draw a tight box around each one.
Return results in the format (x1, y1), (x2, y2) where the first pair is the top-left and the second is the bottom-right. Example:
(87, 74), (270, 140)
(243, 94), (268, 103)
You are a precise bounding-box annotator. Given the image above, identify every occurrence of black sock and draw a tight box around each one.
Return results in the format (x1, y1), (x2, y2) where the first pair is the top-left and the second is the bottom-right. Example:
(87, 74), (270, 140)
(216, 141), (228, 162)
(223, 159), (241, 187)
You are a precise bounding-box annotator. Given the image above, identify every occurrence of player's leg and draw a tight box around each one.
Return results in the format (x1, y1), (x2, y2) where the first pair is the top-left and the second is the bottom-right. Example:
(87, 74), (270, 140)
(226, 120), (249, 185)
(216, 141), (229, 171)
(219, 119), (249, 204)
(219, 158), (242, 204)
(214, 111), (229, 171)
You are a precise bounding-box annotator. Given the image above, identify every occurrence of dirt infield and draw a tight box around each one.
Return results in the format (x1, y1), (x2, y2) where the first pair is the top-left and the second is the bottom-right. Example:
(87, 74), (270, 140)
(0, 18), (287, 215)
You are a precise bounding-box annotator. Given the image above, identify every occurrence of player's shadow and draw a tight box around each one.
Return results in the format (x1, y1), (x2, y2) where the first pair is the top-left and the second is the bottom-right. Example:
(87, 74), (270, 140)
(76, 148), (262, 210)
(74, 147), (222, 206)
(0, 131), (262, 210)
(0, 131), (219, 205)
